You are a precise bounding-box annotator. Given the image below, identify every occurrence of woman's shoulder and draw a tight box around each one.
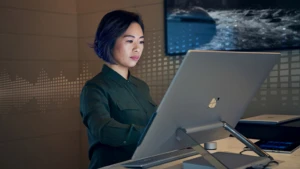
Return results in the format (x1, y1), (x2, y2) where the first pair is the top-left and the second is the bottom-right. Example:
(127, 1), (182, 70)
(82, 72), (112, 90)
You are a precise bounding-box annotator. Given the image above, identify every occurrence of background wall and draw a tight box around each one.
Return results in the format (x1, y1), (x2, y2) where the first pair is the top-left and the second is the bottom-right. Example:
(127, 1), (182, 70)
(0, 0), (299, 169)
(245, 50), (300, 117)
(0, 0), (81, 169)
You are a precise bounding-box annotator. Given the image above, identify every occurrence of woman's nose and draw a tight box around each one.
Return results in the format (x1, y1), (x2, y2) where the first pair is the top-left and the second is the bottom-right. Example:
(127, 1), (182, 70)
(133, 44), (140, 52)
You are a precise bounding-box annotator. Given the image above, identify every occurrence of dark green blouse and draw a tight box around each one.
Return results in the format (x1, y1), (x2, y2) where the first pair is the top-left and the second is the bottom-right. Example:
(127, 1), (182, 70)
(80, 64), (157, 168)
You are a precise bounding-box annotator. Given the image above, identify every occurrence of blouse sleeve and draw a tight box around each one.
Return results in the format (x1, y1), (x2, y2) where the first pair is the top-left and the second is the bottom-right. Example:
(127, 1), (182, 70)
(80, 84), (144, 147)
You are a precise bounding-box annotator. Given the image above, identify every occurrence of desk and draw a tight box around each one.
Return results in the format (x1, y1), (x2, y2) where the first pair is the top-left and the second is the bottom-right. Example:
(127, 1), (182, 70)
(100, 137), (300, 169)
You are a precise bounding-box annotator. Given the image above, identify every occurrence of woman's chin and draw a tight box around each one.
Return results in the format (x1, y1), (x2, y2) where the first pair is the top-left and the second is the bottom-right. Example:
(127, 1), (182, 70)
(126, 61), (138, 68)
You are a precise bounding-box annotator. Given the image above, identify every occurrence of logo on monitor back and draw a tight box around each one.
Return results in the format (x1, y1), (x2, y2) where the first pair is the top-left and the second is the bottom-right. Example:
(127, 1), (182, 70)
(208, 98), (219, 108)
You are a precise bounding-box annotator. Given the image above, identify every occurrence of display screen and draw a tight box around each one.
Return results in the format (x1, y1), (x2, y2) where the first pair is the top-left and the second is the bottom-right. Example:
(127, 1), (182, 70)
(164, 0), (300, 55)
(255, 140), (300, 152)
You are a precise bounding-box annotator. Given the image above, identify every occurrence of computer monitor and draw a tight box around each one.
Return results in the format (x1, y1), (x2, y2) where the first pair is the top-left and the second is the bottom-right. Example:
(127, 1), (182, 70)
(132, 50), (281, 161)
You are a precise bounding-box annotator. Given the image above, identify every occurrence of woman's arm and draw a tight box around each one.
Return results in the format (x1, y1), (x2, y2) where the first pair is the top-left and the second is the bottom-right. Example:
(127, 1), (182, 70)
(80, 85), (144, 147)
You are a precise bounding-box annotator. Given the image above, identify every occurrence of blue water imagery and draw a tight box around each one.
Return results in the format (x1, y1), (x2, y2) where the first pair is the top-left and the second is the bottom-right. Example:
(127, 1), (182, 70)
(165, 0), (300, 55)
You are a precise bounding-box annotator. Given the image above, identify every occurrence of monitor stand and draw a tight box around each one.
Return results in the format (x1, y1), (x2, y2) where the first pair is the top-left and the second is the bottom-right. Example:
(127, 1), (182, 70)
(176, 121), (274, 169)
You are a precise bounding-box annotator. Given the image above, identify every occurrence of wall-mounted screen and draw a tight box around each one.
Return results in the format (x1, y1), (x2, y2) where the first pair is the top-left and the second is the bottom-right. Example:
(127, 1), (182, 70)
(164, 0), (300, 55)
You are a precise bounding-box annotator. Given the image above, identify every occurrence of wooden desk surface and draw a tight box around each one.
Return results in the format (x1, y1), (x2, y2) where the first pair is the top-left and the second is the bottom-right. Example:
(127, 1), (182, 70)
(100, 137), (300, 169)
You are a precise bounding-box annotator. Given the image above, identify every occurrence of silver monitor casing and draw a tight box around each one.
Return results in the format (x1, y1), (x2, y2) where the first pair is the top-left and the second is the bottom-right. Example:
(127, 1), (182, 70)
(132, 50), (281, 161)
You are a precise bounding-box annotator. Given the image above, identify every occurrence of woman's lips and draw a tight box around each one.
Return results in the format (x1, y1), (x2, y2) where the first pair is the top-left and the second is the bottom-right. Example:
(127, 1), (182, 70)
(130, 56), (140, 61)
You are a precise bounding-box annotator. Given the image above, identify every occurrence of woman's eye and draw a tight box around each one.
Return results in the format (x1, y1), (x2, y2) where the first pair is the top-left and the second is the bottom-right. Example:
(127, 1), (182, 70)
(126, 40), (133, 43)
(140, 41), (144, 44)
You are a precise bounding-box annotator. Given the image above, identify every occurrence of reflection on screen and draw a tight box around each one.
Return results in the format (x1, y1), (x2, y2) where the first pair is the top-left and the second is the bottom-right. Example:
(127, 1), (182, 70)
(257, 141), (298, 151)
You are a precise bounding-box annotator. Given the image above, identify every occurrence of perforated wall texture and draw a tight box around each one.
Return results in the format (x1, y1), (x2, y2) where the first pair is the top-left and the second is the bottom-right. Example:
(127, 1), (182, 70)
(1, 46), (298, 116)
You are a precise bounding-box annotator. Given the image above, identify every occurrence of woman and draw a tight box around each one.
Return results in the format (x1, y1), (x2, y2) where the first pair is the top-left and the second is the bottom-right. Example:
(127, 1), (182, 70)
(80, 10), (157, 169)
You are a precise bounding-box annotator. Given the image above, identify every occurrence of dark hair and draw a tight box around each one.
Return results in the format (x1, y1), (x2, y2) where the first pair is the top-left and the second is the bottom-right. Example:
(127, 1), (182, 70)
(92, 10), (144, 64)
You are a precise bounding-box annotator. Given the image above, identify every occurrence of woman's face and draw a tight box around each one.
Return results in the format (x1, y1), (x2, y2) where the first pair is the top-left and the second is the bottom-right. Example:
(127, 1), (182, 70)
(112, 22), (144, 68)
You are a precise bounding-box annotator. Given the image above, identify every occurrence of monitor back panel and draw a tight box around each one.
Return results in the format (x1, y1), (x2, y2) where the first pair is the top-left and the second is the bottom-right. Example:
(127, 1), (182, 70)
(133, 50), (281, 160)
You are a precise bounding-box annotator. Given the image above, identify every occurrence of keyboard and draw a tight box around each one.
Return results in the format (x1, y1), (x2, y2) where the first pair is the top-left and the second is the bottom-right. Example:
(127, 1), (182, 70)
(122, 148), (198, 168)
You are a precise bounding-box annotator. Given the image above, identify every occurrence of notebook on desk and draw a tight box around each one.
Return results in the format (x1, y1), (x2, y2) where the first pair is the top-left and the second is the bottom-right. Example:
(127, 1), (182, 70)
(239, 114), (300, 125)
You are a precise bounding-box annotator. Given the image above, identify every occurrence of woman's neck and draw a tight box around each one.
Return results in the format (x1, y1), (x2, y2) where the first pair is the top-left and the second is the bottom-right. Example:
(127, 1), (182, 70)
(106, 63), (129, 80)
